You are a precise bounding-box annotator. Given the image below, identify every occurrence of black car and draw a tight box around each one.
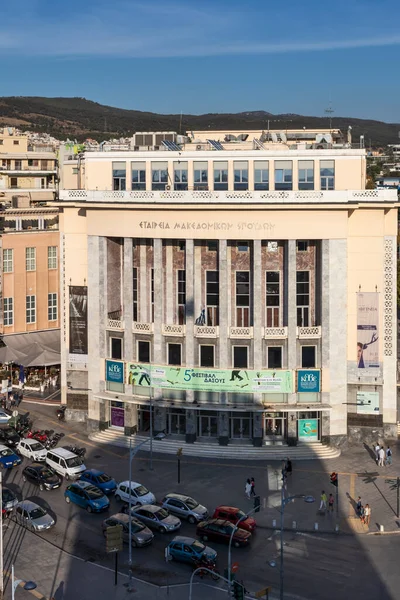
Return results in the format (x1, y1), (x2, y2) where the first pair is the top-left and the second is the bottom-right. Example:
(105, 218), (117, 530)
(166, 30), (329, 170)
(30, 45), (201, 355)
(22, 464), (62, 491)
(2, 487), (18, 513)
(0, 427), (20, 448)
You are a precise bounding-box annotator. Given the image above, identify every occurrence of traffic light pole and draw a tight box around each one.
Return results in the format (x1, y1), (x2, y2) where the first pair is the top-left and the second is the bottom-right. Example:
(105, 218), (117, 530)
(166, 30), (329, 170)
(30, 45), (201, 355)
(228, 506), (259, 590)
(188, 567), (232, 600)
(336, 481), (339, 517)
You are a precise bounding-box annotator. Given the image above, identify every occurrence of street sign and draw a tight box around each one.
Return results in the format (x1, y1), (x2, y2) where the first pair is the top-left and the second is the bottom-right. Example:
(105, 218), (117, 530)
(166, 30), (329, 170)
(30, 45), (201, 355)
(12, 410), (18, 418)
(231, 562), (239, 573)
(105, 524), (123, 553)
(255, 587), (271, 598)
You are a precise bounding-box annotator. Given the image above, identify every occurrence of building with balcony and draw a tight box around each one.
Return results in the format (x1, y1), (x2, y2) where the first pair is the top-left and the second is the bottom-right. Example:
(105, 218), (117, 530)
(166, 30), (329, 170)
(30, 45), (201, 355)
(58, 129), (398, 447)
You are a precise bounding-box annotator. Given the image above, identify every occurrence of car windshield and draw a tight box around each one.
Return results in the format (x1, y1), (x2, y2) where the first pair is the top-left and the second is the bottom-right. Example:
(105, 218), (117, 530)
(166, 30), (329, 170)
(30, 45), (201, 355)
(3, 430), (16, 439)
(2, 489), (15, 502)
(29, 507), (46, 520)
(42, 468), (55, 478)
(30, 443), (43, 451)
(185, 498), (199, 510)
(134, 485), (149, 497)
(131, 522), (145, 533)
(157, 508), (169, 519)
(0, 449), (13, 457)
(86, 487), (103, 499)
(66, 457), (83, 468)
(97, 474), (111, 483)
(236, 510), (246, 519)
(191, 541), (205, 552)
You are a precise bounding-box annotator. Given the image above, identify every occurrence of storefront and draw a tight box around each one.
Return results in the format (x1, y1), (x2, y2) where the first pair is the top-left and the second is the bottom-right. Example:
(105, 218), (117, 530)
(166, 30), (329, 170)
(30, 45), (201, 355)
(110, 400), (125, 429)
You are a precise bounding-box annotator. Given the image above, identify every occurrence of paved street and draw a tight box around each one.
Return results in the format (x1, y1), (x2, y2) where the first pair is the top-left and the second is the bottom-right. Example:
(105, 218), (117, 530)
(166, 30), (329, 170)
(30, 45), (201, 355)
(3, 402), (400, 599)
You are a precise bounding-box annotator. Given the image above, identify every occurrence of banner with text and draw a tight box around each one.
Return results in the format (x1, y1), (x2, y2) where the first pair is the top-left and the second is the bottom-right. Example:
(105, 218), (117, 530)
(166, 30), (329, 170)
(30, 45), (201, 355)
(69, 286), (88, 356)
(127, 364), (293, 394)
(357, 292), (379, 368)
(356, 391), (379, 414)
(297, 370), (321, 393)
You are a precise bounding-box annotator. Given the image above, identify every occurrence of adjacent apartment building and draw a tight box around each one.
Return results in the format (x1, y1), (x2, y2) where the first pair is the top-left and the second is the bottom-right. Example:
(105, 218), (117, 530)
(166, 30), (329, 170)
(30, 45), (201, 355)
(58, 129), (398, 447)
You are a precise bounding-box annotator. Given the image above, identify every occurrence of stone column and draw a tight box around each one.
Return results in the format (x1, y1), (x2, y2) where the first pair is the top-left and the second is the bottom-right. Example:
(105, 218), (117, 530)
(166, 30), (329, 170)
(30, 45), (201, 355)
(320, 239), (330, 442)
(185, 409), (197, 444)
(165, 242), (173, 323)
(153, 239), (163, 402)
(219, 240), (229, 405)
(124, 238), (133, 396)
(383, 236), (397, 438)
(124, 402), (138, 436)
(185, 240), (195, 404)
(253, 240), (263, 445)
(218, 411), (229, 446)
(139, 241), (148, 322)
(154, 404), (167, 433)
(286, 240), (297, 406)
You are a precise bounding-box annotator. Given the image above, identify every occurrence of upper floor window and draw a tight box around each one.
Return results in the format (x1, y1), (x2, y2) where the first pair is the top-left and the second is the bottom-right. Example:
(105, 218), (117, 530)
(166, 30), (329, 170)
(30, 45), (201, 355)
(296, 271), (310, 327)
(194, 161), (208, 190)
(275, 161), (292, 191)
(237, 242), (249, 252)
(320, 160), (335, 190)
(48, 293), (57, 321)
(254, 160), (269, 191)
(213, 161), (228, 191)
(174, 161), (188, 191)
(13, 140), (19, 145)
(28, 159), (39, 167)
(3, 298), (13, 326)
(131, 162), (146, 191)
(236, 271), (250, 327)
(234, 161), (248, 191)
(14, 160), (21, 170)
(48, 246), (57, 269)
(177, 269), (186, 324)
(151, 161), (168, 191)
(112, 161), (126, 191)
(266, 271), (280, 327)
(297, 240), (309, 252)
(3, 249), (13, 273)
(26, 295), (36, 324)
(26, 247), (36, 271)
(298, 160), (314, 190)
(206, 271), (219, 326)
(133, 267), (138, 322)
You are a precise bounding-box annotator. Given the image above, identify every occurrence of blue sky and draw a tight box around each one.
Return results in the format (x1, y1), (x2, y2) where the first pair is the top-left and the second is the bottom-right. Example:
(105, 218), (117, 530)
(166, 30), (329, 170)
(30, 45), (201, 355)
(1, 0), (400, 121)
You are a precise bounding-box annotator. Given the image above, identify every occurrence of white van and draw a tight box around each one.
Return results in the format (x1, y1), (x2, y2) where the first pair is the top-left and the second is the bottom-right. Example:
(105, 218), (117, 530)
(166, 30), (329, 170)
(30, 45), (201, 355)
(45, 448), (86, 480)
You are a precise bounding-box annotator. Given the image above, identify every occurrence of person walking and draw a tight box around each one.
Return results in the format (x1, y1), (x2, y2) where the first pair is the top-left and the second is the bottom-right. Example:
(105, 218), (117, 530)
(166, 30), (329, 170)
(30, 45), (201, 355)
(245, 479), (252, 499)
(356, 496), (362, 517)
(375, 442), (380, 463)
(286, 457), (292, 477)
(319, 490), (327, 512)
(328, 493), (334, 513)
(378, 446), (385, 467)
(386, 446), (392, 466)
(250, 477), (256, 497)
(364, 504), (371, 526)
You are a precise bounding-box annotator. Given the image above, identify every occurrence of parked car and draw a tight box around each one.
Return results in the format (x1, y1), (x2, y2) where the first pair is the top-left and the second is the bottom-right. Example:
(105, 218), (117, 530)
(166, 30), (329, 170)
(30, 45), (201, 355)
(22, 463), (62, 491)
(212, 506), (256, 532)
(0, 427), (20, 448)
(46, 448), (86, 480)
(17, 439), (47, 462)
(80, 469), (117, 495)
(102, 513), (154, 547)
(130, 504), (181, 533)
(0, 410), (11, 424)
(115, 481), (155, 505)
(14, 500), (55, 531)
(2, 487), (18, 513)
(0, 444), (22, 469)
(167, 536), (217, 565)
(64, 481), (110, 513)
(161, 493), (208, 524)
(196, 519), (251, 547)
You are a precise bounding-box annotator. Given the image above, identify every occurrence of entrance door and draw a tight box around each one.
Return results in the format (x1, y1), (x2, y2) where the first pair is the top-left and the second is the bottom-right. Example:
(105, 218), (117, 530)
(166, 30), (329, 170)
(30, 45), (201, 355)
(110, 401), (125, 428)
(198, 413), (218, 437)
(231, 413), (252, 439)
(167, 409), (186, 435)
(264, 413), (286, 439)
(137, 405), (153, 433)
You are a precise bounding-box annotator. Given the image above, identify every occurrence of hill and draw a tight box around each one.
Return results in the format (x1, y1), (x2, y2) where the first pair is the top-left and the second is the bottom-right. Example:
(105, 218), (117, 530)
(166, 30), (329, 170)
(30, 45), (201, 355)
(0, 96), (398, 147)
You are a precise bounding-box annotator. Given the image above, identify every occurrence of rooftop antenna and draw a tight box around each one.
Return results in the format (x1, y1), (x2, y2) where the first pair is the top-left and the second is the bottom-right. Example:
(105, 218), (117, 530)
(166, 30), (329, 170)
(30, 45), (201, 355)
(179, 111), (183, 135)
(324, 101), (334, 131)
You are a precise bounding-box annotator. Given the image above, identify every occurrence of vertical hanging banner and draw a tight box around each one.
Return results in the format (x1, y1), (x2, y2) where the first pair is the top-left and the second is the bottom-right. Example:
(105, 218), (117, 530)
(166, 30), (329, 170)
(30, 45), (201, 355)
(357, 292), (379, 368)
(69, 286), (88, 358)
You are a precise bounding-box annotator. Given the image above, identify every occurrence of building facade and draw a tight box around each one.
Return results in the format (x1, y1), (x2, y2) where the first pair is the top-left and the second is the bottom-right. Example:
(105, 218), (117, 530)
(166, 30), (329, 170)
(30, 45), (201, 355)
(59, 131), (398, 446)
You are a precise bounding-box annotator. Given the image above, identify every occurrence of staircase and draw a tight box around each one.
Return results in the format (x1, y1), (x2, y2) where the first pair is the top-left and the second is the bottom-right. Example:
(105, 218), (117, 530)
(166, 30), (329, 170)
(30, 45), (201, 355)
(89, 430), (341, 460)
(397, 422), (400, 436)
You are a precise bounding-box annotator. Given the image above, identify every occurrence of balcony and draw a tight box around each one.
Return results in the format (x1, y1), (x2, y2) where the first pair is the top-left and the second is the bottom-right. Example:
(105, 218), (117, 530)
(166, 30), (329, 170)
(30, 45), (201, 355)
(297, 326), (322, 338)
(194, 325), (219, 338)
(264, 326), (288, 339)
(107, 310), (125, 331)
(229, 326), (253, 338)
(132, 321), (154, 334)
(162, 324), (185, 336)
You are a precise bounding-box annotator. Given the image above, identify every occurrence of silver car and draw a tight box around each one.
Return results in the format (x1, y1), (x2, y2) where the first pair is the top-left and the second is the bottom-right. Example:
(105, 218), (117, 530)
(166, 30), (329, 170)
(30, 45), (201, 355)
(130, 504), (181, 533)
(102, 513), (154, 547)
(161, 493), (208, 524)
(14, 500), (55, 532)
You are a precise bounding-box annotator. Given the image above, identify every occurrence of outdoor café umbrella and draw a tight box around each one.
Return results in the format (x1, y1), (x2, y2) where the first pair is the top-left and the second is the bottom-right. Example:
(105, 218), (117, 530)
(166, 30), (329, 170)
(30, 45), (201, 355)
(0, 346), (26, 365)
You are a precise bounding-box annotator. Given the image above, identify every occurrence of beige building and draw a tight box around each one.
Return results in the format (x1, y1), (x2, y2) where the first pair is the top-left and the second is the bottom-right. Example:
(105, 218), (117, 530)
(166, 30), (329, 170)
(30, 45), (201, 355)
(58, 129), (398, 447)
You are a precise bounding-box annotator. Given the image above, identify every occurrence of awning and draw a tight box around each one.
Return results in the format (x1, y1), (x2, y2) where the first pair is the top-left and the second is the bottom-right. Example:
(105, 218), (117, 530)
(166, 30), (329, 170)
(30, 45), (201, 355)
(19, 342), (61, 367)
(2, 329), (60, 353)
(1, 329), (60, 367)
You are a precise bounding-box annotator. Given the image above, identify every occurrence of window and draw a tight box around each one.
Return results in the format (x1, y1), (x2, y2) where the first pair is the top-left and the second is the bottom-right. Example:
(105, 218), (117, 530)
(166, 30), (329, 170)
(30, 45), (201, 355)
(213, 161), (228, 191)
(206, 271), (219, 326)
(297, 240), (309, 252)
(41, 160), (48, 170)
(131, 162), (146, 191)
(301, 346), (316, 368)
(177, 240), (185, 251)
(14, 160), (21, 170)
(13, 140), (19, 145)
(174, 161), (188, 191)
(138, 340), (150, 363)
(133, 267), (138, 322)
(207, 241), (217, 252)
(296, 271), (310, 326)
(168, 344), (182, 366)
(236, 271), (250, 327)
(274, 161), (293, 191)
(48, 293), (57, 321)
(320, 160), (335, 190)
(72, 167), (78, 175)
(112, 161), (126, 191)
(266, 271), (280, 327)
(254, 160), (269, 191)
(151, 269), (154, 322)
(298, 160), (314, 190)
(110, 337), (122, 360)
(10, 177), (18, 188)
(267, 346), (282, 368)
(234, 161), (248, 191)
(3, 298), (13, 326)
(233, 346), (248, 368)
(151, 161), (168, 191)
(3, 249), (13, 273)
(177, 270), (186, 325)
(237, 242), (249, 252)
(194, 161), (208, 190)
(26, 295), (36, 324)
(200, 345), (214, 367)
(48, 246), (57, 269)
(25, 247), (36, 271)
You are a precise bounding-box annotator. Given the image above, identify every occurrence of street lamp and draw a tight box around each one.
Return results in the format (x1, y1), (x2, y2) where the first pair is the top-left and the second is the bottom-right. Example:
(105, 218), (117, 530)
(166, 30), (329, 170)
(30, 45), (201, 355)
(11, 564), (37, 600)
(227, 506), (259, 588)
(127, 432), (166, 591)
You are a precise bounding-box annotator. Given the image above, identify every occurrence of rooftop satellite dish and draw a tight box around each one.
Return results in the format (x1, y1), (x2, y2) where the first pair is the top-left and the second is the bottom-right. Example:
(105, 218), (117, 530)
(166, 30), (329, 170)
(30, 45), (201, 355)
(271, 132), (278, 143)
(280, 132), (287, 143)
(316, 134), (323, 143)
(260, 130), (268, 143)
(325, 133), (332, 144)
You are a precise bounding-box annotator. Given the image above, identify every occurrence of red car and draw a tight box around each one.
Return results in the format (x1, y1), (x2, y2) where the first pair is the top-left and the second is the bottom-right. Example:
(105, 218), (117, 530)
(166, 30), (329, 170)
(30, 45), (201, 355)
(196, 519), (251, 548)
(212, 506), (256, 532)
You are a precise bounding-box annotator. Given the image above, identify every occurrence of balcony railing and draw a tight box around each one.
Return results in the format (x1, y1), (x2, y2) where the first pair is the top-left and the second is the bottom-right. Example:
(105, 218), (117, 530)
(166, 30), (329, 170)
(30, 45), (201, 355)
(132, 321), (154, 333)
(162, 324), (185, 336)
(107, 310), (124, 330)
(297, 326), (322, 338)
(229, 326), (253, 338)
(194, 325), (219, 338)
(264, 326), (288, 339)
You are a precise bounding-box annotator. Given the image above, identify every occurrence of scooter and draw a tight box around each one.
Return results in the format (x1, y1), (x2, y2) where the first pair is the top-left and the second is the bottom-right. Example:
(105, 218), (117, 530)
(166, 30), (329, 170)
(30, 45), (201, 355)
(56, 406), (66, 421)
(62, 444), (86, 458)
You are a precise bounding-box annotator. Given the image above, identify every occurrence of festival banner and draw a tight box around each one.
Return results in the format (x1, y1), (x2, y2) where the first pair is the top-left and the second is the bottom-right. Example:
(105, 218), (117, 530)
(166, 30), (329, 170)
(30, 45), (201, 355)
(69, 286), (88, 356)
(297, 370), (321, 393)
(356, 391), (379, 414)
(298, 419), (319, 441)
(357, 292), (379, 368)
(106, 360), (124, 384)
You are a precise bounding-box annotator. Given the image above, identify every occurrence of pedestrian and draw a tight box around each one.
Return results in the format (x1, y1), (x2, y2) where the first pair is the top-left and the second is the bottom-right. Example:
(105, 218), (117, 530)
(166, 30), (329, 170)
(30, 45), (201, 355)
(356, 496), (362, 517)
(378, 446), (385, 467)
(286, 457), (292, 477)
(328, 493), (334, 513)
(375, 442), (380, 463)
(360, 505), (365, 523)
(250, 477), (256, 497)
(364, 504), (371, 526)
(386, 446), (392, 466)
(319, 490), (327, 511)
(281, 460), (287, 482)
(245, 479), (252, 499)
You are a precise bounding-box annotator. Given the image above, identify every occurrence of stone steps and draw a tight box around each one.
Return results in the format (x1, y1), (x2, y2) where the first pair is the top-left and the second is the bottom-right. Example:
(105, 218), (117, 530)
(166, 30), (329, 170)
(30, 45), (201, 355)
(397, 422), (400, 437)
(89, 429), (341, 460)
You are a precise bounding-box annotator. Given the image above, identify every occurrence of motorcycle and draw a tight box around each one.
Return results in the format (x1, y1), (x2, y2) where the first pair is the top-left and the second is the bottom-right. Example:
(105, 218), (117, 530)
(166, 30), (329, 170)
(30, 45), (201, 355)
(45, 432), (65, 449)
(56, 406), (66, 421)
(62, 444), (86, 459)
(193, 558), (220, 581)
(26, 429), (53, 443)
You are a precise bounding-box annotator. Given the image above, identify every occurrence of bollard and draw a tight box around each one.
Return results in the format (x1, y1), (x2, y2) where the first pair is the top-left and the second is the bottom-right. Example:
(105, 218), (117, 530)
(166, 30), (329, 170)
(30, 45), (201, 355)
(263, 497), (267, 509)
(314, 522), (319, 531)
(335, 524), (340, 533)
(272, 519), (277, 528)
(379, 524), (384, 532)
(292, 521), (297, 530)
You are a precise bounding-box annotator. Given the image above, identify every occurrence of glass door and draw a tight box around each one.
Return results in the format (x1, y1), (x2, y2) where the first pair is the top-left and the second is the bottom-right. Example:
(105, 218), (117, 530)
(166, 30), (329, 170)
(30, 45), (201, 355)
(264, 413), (286, 439)
(167, 409), (186, 435)
(110, 401), (125, 429)
(198, 412), (218, 437)
(231, 413), (252, 439)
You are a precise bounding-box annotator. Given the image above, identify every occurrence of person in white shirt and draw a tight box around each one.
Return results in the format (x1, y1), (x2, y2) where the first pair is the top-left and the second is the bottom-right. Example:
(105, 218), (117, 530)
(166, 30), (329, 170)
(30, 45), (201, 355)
(375, 442), (380, 463)
(378, 446), (385, 467)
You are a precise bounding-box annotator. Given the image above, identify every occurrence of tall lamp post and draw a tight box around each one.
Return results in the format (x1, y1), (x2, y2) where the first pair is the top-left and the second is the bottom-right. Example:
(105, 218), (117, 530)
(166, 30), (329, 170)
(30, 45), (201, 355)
(227, 506), (259, 587)
(11, 565), (36, 600)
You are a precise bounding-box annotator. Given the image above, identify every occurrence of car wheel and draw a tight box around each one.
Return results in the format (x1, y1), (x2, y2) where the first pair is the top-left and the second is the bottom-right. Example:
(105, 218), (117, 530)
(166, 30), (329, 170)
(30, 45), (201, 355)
(65, 496), (71, 504)
(39, 484), (44, 492)
(202, 535), (208, 542)
(65, 474), (70, 481)
(131, 540), (137, 548)
(86, 505), (93, 513)
(159, 526), (167, 534)
(188, 516), (196, 524)
(233, 541), (240, 548)
(115, 494), (121, 502)
(22, 475), (27, 482)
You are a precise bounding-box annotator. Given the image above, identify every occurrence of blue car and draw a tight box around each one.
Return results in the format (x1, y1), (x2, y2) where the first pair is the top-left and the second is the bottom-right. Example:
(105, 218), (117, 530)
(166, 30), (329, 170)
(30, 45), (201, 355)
(64, 481), (110, 513)
(79, 469), (117, 495)
(0, 444), (22, 469)
(167, 536), (217, 565)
